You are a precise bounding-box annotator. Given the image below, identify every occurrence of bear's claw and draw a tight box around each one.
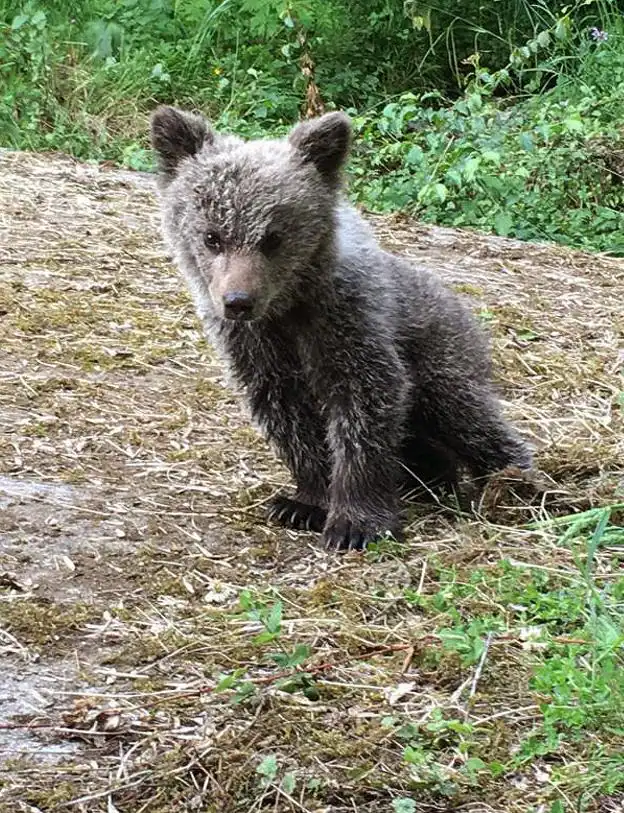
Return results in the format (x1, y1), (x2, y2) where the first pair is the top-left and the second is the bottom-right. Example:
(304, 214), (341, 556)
(267, 496), (327, 532)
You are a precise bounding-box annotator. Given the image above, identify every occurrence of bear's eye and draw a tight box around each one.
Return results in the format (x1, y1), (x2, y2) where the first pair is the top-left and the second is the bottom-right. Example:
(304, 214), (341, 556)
(259, 231), (282, 256)
(204, 230), (223, 252)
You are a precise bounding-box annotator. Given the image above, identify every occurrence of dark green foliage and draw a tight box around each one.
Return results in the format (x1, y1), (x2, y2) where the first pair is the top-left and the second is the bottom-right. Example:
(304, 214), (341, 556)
(2, 1), (624, 249)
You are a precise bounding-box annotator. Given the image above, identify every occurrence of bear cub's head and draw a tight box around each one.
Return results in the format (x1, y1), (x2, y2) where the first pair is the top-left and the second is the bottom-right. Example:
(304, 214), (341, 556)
(150, 107), (352, 322)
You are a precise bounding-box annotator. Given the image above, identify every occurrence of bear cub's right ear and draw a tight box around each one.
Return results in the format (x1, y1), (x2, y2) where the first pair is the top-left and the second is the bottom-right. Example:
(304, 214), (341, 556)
(150, 106), (213, 180)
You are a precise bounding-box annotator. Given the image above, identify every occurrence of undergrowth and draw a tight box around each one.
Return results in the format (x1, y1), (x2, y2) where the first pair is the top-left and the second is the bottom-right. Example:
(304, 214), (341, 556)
(350, 25), (624, 253)
(2, 1), (624, 251)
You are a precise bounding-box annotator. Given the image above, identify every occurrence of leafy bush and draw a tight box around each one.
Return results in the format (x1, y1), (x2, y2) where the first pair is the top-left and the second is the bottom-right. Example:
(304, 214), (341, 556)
(350, 83), (624, 253)
(348, 5), (624, 253)
(2, 0), (624, 251)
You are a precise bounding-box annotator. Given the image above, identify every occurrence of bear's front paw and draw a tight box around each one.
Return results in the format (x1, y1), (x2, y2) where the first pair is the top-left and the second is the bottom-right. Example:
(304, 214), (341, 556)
(322, 515), (399, 553)
(267, 495), (327, 532)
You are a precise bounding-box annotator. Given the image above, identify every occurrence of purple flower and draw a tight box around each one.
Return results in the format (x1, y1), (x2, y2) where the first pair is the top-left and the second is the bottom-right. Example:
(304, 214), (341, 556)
(590, 27), (608, 42)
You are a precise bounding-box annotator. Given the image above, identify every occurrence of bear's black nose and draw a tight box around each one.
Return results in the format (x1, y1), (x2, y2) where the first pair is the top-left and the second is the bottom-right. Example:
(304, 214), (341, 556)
(223, 291), (254, 321)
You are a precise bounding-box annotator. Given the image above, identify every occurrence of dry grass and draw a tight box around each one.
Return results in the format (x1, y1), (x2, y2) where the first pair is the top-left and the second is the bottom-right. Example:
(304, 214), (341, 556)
(0, 150), (622, 812)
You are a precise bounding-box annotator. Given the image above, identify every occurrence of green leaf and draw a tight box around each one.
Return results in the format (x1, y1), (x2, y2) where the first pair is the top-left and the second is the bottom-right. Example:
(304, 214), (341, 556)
(481, 150), (501, 165)
(267, 651), (289, 667)
(404, 2), (431, 32)
(494, 211), (513, 236)
(466, 92), (483, 113)
(233, 681), (256, 703)
(268, 643), (310, 667)
(464, 757), (487, 775)
(434, 183), (448, 202)
(554, 16), (571, 41)
(403, 745), (427, 765)
(537, 30), (551, 48)
(266, 601), (282, 634)
(517, 329), (539, 341)
(238, 589), (253, 611)
(275, 677), (299, 693)
(488, 760), (506, 777)
(563, 116), (584, 134)
(463, 156), (481, 182)
(257, 754), (278, 780)
(406, 145), (424, 166)
(11, 13), (29, 29)
(397, 722), (419, 741)
(445, 169), (463, 187)
(593, 615), (623, 649)
(281, 772), (296, 793)
(254, 630), (278, 645)
(550, 801), (566, 813)
(589, 508), (610, 555)
(214, 668), (245, 692)
(150, 63), (171, 83)
(30, 9), (46, 28)
(289, 643), (311, 666)
(495, 68), (510, 85)
(214, 673), (236, 692)
(393, 798), (416, 813)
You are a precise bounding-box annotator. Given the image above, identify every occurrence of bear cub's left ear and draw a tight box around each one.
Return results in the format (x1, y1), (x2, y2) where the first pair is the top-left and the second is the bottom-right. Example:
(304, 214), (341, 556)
(150, 106), (214, 181)
(288, 112), (352, 185)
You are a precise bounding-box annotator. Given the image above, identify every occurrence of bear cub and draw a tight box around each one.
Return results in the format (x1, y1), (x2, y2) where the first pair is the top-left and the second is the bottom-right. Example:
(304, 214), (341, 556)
(150, 106), (532, 552)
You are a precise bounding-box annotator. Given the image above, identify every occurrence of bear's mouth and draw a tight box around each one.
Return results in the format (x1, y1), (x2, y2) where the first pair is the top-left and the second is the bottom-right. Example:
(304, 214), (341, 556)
(223, 309), (255, 322)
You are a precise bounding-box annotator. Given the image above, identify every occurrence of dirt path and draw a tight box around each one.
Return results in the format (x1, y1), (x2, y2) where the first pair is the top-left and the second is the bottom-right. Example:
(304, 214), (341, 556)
(0, 151), (622, 812)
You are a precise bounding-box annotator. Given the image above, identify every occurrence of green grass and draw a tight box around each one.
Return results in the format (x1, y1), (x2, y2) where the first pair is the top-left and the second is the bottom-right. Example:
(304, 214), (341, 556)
(219, 511), (624, 809)
(112, 510), (623, 810)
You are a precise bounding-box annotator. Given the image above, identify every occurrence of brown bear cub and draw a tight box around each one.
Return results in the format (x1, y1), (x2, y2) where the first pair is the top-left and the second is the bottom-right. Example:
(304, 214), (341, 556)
(150, 106), (532, 552)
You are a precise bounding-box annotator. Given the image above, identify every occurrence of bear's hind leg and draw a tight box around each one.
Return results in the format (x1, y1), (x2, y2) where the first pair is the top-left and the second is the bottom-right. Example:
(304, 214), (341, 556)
(400, 428), (460, 498)
(424, 385), (532, 481)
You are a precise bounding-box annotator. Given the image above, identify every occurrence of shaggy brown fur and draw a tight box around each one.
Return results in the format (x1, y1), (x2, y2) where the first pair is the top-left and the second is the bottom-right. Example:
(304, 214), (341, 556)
(150, 107), (532, 551)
